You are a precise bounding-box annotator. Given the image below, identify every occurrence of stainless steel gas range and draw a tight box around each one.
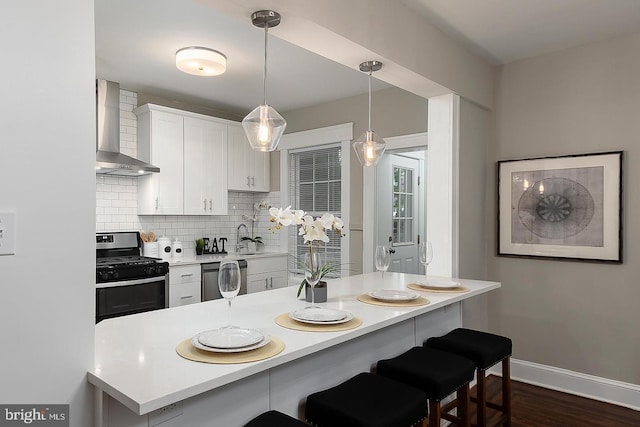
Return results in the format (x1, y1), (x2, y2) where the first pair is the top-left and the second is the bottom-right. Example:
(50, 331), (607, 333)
(95, 231), (169, 323)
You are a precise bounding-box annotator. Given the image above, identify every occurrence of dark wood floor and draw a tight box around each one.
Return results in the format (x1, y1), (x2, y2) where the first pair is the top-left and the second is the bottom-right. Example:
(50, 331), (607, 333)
(474, 375), (640, 427)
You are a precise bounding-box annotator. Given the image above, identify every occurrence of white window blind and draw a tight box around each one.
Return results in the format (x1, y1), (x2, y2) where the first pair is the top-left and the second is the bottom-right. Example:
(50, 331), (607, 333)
(288, 144), (342, 275)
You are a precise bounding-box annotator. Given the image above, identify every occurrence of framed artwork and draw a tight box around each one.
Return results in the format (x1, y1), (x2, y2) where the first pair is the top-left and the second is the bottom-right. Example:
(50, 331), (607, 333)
(498, 151), (623, 262)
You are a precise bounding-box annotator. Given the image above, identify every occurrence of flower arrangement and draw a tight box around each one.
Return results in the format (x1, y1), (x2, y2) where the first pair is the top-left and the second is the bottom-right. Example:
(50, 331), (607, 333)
(269, 206), (345, 297)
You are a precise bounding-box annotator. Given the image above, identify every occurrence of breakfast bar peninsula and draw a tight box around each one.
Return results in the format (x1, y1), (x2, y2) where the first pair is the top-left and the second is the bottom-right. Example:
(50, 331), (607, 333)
(90, 272), (500, 426)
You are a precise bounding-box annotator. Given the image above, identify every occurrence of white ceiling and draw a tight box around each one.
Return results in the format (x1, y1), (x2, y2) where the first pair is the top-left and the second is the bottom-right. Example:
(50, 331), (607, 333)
(95, 0), (388, 117)
(95, 0), (640, 115)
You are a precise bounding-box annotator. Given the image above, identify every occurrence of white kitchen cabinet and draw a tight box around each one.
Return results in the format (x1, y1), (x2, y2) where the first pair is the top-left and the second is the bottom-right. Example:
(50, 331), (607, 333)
(183, 117), (227, 215)
(169, 264), (201, 307)
(246, 255), (287, 294)
(135, 104), (228, 215)
(136, 109), (184, 215)
(227, 124), (270, 192)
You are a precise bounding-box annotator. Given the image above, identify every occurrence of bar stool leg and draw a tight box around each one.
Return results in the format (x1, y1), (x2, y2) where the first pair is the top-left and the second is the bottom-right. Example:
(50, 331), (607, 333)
(502, 358), (511, 427)
(428, 401), (441, 427)
(476, 370), (487, 427)
(458, 384), (471, 427)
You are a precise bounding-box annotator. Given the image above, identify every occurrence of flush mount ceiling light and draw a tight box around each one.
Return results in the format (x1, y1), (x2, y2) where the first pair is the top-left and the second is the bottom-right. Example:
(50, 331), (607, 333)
(175, 46), (227, 76)
(242, 10), (286, 152)
(353, 61), (386, 167)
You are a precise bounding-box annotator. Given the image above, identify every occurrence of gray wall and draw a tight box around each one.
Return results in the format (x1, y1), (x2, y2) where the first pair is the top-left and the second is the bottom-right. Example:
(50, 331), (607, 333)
(459, 98), (492, 330)
(280, 86), (428, 273)
(488, 31), (640, 384)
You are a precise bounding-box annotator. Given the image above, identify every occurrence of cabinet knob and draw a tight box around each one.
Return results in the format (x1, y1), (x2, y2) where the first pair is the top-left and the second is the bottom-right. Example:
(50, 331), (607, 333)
(155, 197), (159, 210)
(251, 176), (255, 186)
(203, 199), (207, 210)
(246, 176), (251, 187)
(209, 200), (212, 211)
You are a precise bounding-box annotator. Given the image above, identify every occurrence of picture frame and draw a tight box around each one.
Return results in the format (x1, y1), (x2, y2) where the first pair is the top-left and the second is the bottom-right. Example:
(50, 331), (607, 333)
(497, 151), (623, 263)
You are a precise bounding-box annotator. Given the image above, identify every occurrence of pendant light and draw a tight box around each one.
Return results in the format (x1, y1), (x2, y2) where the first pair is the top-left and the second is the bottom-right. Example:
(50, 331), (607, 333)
(352, 61), (386, 166)
(242, 10), (287, 152)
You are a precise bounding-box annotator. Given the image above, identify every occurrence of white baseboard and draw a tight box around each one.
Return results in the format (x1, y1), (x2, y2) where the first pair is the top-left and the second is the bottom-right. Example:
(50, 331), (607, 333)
(488, 358), (640, 411)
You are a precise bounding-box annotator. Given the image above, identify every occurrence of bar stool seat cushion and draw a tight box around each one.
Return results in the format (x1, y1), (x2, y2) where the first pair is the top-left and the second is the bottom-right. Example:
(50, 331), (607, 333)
(305, 372), (426, 427)
(244, 410), (308, 427)
(425, 328), (512, 370)
(377, 346), (475, 401)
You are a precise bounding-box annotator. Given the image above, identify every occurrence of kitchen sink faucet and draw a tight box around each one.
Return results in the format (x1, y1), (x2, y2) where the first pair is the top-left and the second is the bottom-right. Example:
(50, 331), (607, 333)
(236, 223), (249, 253)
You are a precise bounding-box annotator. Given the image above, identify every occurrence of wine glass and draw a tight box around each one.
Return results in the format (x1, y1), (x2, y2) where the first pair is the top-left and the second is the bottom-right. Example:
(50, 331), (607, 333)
(419, 242), (433, 277)
(304, 252), (323, 308)
(218, 260), (241, 328)
(375, 245), (391, 277)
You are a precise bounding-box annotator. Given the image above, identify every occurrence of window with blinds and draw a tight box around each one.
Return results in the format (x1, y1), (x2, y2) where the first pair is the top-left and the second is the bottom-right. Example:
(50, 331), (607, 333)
(288, 144), (342, 275)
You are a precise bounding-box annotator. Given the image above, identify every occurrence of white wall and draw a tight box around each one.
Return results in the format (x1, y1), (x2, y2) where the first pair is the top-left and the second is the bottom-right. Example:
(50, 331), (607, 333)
(0, 2), (96, 426)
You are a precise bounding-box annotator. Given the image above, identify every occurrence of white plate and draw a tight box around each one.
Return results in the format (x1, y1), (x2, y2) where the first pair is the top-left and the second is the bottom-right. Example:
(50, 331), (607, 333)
(191, 332), (271, 353)
(290, 308), (353, 325)
(416, 278), (461, 289)
(197, 327), (264, 349)
(369, 289), (419, 301)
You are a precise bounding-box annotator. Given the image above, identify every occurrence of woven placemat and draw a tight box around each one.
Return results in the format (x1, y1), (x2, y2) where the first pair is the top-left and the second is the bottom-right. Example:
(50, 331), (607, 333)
(275, 313), (362, 332)
(176, 336), (285, 364)
(407, 283), (470, 293)
(356, 293), (431, 307)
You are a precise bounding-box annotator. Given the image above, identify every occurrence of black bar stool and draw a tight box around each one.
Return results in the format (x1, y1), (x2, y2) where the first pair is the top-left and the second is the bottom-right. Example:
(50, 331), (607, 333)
(305, 372), (427, 427)
(244, 410), (309, 427)
(377, 346), (476, 427)
(425, 328), (512, 427)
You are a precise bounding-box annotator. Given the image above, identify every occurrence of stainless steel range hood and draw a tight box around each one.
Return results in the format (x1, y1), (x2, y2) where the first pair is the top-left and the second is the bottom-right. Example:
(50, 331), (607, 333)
(95, 79), (159, 175)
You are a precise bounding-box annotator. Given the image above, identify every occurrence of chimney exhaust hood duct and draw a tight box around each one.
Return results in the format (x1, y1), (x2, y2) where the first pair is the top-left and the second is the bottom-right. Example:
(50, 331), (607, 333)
(95, 79), (160, 175)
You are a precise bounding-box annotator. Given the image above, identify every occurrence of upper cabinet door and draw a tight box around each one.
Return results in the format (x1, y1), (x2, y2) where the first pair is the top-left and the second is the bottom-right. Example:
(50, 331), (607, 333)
(227, 124), (270, 192)
(137, 109), (184, 215)
(183, 117), (228, 215)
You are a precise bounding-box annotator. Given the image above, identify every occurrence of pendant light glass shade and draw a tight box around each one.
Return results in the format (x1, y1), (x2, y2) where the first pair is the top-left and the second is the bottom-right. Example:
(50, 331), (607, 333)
(243, 10), (286, 152)
(353, 130), (386, 166)
(242, 104), (286, 151)
(352, 61), (386, 166)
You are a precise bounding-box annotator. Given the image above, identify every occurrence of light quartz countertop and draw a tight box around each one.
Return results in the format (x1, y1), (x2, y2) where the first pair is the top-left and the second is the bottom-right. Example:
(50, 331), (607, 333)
(167, 251), (288, 266)
(90, 272), (500, 415)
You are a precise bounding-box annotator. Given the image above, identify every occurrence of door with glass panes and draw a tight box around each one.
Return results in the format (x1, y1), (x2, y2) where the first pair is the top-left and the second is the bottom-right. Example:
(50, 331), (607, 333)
(376, 153), (420, 273)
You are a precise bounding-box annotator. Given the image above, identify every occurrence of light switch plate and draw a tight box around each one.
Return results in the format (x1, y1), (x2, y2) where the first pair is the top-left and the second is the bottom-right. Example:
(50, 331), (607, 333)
(0, 212), (15, 255)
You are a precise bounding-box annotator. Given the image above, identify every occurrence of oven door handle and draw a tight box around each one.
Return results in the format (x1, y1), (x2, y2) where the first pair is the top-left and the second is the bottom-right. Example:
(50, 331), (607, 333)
(96, 276), (166, 289)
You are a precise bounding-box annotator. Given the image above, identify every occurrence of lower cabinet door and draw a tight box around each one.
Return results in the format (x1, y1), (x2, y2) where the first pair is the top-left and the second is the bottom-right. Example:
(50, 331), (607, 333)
(169, 282), (201, 307)
(247, 273), (271, 294)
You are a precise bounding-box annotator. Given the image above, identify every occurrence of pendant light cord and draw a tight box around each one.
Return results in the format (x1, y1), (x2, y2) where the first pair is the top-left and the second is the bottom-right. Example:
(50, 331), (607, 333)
(367, 70), (372, 131)
(263, 25), (269, 106)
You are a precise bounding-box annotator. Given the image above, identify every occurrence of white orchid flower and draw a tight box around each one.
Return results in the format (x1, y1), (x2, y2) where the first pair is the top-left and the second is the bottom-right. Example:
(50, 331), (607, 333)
(269, 206), (297, 226)
(300, 222), (329, 243)
(292, 209), (306, 225)
(318, 213), (336, 229)
(269, 206), (344, 243)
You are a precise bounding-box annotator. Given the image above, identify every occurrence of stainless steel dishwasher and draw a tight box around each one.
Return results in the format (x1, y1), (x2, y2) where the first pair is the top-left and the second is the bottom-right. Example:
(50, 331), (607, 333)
(201, 260), (248, 301)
